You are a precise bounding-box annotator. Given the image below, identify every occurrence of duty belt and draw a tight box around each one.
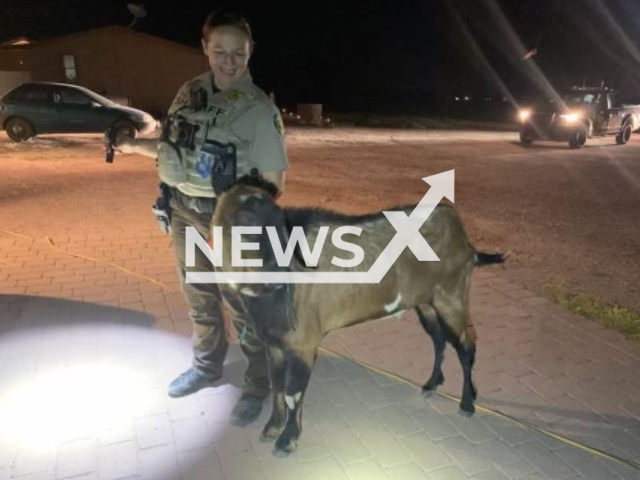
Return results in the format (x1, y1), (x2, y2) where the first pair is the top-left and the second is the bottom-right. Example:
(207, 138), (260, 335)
(169, 187), (217, 214)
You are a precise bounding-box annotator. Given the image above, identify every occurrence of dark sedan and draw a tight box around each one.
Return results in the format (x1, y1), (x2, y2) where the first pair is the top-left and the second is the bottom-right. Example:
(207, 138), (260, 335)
(0, 82), (157, 142)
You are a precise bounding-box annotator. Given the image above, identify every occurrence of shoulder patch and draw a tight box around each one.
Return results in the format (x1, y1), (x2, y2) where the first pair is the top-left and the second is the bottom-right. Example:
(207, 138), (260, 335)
(172, 91), (189, 110)
(273, 112), (285, 135)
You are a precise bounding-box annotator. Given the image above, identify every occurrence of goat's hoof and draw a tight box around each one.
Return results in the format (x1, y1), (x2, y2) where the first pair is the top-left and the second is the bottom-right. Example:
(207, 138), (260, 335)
(273, 437), (298, 457)
(260, 433), (276, 443)
(421, 386), (438, 398)
(458, 405), (475, 418)
(422, 374), (444, 397)
(260, 426), (282, 443)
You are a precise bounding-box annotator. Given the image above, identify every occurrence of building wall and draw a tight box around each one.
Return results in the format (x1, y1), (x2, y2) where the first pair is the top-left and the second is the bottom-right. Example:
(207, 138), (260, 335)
(0, 46), (32, 71)
(10, 26), (208, 115)
(0, 71), (32, 97)
(115, 28), (208, 115)
(30, 28), (122, 99)
(0, 46), (33, 95)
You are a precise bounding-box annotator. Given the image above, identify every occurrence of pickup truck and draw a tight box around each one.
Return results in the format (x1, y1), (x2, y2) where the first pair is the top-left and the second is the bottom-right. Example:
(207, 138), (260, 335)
(518, 86), (640, 148)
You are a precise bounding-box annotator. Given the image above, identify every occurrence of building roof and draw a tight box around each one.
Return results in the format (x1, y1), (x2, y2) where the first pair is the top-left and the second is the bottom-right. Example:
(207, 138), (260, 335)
(1, 37), (32, 46)
(3, 26), (202, 55)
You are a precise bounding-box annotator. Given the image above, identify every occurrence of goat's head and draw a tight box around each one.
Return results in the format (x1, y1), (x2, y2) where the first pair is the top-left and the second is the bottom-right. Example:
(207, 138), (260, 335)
(213, 175), (296, 336)
(213, 175), (290, 291)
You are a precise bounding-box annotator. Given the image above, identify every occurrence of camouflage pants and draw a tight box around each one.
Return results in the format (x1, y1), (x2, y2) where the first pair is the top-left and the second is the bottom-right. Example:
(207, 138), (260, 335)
(168, 194), (270, 399)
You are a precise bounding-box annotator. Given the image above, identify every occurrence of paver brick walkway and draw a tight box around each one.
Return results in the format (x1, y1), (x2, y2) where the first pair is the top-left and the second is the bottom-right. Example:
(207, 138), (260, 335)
(1, 229), (639, 480)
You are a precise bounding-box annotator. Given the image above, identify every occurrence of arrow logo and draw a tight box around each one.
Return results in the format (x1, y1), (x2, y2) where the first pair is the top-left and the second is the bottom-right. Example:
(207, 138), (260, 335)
(186, 170), (454, 284)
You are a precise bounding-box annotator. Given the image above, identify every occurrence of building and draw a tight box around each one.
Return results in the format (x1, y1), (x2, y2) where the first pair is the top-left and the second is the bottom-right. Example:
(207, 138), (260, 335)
(0, 37), (32, 96)
(0, 26), (209, 115)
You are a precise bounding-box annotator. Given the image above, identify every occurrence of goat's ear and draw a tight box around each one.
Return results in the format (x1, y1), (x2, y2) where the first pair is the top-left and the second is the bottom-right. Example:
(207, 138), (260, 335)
(272, 208), (287, 237)
(261, 209), (288, 251)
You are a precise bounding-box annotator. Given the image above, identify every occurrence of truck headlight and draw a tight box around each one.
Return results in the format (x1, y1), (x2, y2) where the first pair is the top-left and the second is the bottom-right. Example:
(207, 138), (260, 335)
(560, 112), (580, 123)
(518, 109), (531, 122)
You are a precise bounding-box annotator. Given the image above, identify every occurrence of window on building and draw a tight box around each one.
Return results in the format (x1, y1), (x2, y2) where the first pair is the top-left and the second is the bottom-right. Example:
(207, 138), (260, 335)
(63, 55), (77, 81)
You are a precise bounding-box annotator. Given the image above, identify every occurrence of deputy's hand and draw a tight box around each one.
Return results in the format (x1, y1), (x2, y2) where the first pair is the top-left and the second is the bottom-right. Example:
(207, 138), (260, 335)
(105, 136), (159, 159)
(115, 136), (136, 154)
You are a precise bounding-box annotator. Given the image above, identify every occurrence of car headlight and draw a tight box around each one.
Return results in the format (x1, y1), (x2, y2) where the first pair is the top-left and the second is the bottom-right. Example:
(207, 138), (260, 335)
(518, 109), (531, 122)
(560, 112), (580, 123)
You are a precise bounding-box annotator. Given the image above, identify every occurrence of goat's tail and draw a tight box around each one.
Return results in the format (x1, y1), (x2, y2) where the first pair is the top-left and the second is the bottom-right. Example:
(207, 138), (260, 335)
(474, 251), (507, 267)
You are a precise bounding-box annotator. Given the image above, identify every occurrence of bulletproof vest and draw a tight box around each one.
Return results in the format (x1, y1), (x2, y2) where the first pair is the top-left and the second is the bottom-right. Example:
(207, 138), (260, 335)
(157, 75), (256, 198)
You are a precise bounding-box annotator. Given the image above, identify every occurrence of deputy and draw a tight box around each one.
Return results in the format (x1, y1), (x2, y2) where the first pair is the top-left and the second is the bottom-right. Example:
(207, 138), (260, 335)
(117, 9), (288, 426)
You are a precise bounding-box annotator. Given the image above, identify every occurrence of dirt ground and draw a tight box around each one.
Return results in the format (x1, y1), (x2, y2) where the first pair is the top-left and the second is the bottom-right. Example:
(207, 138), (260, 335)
(1, 128), (639, 311)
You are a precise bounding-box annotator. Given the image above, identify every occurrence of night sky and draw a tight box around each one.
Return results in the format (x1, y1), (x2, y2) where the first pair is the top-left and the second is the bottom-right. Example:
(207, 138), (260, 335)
(2, 0), (640, 114)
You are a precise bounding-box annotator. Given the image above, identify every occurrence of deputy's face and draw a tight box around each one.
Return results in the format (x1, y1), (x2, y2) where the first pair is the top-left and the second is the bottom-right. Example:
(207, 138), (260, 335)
(202, 26), (252, 90)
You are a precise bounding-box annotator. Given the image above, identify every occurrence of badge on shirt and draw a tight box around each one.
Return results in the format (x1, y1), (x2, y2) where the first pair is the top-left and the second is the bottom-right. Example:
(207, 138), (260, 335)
(273, 112), (285, 135)
(226, 90), (243, 102)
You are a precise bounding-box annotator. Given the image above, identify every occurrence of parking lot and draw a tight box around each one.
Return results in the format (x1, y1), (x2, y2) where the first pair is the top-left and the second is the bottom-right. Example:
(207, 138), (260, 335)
(1, 128), (639, 479)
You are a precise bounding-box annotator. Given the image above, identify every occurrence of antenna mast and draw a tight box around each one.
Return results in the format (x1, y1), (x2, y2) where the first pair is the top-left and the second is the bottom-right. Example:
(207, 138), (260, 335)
(127, 4), (147, 28)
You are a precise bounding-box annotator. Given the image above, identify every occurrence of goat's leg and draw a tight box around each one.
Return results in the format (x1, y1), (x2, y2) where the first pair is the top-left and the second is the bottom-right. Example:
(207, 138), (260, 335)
(416, 304), (446, 396)
(452, 331), (477, 417)
(432, 283), (477, 416)
(273, 347), (316, 457)
(260, 346), (287, 442)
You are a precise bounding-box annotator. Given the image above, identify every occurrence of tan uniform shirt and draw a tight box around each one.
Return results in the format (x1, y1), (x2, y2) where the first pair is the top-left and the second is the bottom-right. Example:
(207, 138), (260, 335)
(158, 71), (288, 198)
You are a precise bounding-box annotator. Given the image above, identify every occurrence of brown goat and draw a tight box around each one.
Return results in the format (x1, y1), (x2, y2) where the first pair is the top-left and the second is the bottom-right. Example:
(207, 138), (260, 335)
(212, 176), (504, 456)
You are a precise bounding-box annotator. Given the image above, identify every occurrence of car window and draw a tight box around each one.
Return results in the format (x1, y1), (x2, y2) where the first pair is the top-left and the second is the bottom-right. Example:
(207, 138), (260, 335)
(59, 88), (92, 106)
(564, 93), (599, 105)
(10, 86), (50, 104)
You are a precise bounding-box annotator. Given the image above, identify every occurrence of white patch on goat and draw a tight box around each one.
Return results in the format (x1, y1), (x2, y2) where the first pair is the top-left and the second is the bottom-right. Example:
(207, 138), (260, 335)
(384, 293), (402, 313)
(238, 194), (257, 203)
(285, 392), (302, 410)
(285, 395), (295, 410)
(240, 286), (259, 297)
(226, 281), (241, 293)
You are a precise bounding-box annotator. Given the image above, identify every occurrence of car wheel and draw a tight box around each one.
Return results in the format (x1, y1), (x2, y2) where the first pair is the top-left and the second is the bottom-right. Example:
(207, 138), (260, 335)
(6, 117), (35, 142)
(519, 131), (534, 146)
(616, 122), (632, 145)
(112, 119), (137, 139)
(568, 127), (587, 149)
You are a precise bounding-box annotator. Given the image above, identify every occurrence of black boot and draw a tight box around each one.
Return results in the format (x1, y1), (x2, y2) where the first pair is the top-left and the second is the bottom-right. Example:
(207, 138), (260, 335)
(167, 368), (221, 398)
